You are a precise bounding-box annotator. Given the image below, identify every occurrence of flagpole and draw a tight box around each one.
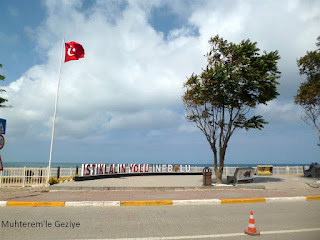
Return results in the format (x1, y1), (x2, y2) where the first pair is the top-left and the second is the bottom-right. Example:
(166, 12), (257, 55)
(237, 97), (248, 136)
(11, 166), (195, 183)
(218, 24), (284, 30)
(47, 38), (65, 186)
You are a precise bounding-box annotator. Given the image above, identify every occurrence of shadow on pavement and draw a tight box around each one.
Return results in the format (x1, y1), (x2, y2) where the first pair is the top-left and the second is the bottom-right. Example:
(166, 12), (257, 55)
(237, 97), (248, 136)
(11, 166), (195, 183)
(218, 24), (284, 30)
(211, 176), (284, 184)
(250, 176), (285, 183)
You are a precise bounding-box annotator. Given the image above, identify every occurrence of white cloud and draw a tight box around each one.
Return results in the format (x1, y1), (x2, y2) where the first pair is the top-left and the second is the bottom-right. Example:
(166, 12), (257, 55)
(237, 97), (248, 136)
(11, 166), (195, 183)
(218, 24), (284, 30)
(178, 123), (198, 133)
(2, 0), (204, 140)
(295, 0), (320, 22)
(2, 0), (320, 143)
(255, 100), (303, 123)
(189, 1), (251, 43)
(104, 109), (180, 131)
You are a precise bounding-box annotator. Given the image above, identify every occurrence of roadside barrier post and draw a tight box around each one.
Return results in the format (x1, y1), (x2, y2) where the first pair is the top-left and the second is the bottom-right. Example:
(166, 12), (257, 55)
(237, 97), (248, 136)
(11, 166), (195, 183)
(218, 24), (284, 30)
(286, 166), (290, 175)
(22, 166), (26, 187)
(57, 166), (61, 179)
(39, 168), (43, 184)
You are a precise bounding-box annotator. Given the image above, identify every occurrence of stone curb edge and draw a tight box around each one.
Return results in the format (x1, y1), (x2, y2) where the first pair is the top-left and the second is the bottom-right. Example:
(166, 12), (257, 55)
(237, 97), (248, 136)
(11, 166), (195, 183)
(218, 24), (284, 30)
(48, 185), (266, 191)
(0, 196), (319, 207)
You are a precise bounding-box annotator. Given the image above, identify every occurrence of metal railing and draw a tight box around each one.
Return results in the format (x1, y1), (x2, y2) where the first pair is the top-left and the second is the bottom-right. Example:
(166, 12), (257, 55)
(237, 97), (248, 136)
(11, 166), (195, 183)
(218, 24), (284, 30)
(51, 167), (78, 178)
(0, 167), (78, 187)
(0, 167), (48, 187)
(192, 166), (308, 175)
(0, 165), (309, 187)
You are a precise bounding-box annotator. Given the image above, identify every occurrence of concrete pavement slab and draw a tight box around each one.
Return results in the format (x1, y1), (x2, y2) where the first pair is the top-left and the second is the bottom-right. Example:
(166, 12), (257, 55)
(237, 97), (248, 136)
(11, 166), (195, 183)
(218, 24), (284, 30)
(48, 174), (319, 191)
(1, 174), (320, 203)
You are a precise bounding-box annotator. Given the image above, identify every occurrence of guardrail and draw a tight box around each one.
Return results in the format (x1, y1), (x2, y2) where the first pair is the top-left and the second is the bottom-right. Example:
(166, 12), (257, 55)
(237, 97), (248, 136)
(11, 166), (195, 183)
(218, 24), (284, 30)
(0, 165), (309, 187)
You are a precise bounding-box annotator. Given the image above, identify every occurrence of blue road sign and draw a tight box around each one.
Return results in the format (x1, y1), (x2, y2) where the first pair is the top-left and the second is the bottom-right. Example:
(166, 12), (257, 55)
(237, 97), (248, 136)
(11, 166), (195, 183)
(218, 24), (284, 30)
(0, 119), (6, 134)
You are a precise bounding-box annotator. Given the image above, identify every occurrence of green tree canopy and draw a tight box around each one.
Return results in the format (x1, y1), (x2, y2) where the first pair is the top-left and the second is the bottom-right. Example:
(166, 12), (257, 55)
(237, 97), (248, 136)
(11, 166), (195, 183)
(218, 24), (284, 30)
(183, 35), (281, 183)
(294, 36), (320, 145)
(0, 63), (9, 108)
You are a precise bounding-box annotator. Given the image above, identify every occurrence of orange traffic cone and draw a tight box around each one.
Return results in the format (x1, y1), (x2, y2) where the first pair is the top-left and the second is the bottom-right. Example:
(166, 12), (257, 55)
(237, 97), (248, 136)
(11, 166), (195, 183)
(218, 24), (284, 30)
(244, 211), (260, 236)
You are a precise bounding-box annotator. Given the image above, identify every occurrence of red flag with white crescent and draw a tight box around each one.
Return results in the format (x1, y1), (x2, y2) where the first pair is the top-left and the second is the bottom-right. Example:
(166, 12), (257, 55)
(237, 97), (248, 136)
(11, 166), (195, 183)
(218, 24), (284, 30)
(64, 41), (85, 62)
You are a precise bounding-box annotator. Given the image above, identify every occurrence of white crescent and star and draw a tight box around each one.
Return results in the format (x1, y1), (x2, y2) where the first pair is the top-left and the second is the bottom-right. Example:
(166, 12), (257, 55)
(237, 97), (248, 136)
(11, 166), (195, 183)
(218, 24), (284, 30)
(67, 47), (76, 56)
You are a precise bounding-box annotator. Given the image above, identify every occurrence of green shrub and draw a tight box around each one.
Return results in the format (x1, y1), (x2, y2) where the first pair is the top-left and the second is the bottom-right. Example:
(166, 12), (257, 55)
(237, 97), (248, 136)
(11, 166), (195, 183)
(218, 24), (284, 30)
(48, 177), (59, 185)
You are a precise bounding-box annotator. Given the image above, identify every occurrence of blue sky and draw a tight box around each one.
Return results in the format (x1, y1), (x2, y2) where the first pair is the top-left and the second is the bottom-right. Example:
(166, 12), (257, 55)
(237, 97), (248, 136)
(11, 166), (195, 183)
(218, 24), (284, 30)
(0, 1), (45, 83)
(0, 0), (319, 166)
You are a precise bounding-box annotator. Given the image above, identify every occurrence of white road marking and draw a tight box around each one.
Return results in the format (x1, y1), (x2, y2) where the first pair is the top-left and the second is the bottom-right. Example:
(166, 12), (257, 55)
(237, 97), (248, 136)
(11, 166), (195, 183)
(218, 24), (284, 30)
(260, 227), (320, 235)
(72, 227), (320, 240)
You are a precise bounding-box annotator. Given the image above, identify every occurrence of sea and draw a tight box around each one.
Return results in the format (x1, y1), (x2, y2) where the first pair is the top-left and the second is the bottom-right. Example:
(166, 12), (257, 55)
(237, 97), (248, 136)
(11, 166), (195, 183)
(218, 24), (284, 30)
(2, 162), (309, 168)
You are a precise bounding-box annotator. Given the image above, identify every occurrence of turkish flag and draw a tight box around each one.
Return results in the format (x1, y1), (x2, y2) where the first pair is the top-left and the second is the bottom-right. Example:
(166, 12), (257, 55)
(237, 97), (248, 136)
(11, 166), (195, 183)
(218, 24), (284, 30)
(64, 41), (85, 62)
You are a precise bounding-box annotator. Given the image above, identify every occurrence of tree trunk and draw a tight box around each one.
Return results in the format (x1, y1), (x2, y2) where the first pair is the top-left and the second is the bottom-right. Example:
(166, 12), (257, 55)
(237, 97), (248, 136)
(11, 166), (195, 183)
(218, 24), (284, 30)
(215, 168), (223, 184)
(216, 146), (226, 184)
(211, 141), (227, 184)
(211, 143), (226, 184)
(211, 144), (219, 183)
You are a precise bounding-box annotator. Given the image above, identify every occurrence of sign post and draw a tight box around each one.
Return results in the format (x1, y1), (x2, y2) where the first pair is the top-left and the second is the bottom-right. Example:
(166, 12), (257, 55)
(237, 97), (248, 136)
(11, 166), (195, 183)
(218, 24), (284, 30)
(0, 155), (3, 171)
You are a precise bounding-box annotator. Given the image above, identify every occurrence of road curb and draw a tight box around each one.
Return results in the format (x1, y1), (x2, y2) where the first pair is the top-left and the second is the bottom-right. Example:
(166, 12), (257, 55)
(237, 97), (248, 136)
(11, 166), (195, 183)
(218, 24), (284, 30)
(65, 201), (120, 207)
(265, 197), (306, 202)
(65, 201), (95, 207)
(49, 186), (208, 191)
(120, 200), (173, 206)
(172, 199), (221, 205)
(221, 198), (266, 204)
(6, 201), (65, 207)
(1, 196), (320, 207)
(48, 185), (266, 191)
(306, 195), (320, 201)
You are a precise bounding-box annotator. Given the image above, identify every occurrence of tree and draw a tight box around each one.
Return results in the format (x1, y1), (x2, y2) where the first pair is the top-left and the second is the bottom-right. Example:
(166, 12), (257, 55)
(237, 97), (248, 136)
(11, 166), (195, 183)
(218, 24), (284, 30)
(0, 63), (10, 108)
(183, 35), (281, 184)
(294, 36), (320, 145)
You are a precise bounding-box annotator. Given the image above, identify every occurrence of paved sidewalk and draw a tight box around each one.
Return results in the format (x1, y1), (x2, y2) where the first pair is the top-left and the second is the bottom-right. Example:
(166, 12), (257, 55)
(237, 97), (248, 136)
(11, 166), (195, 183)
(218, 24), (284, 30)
(49, 174), (320, 190)
(0, 174), (319, 203)
(50, 174), (320, 190)
(51, 175), (207, 190)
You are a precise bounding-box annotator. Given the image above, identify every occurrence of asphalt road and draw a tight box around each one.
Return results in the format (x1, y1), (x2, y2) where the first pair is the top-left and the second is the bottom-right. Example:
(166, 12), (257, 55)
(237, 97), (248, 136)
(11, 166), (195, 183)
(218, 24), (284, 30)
(0, 201), (319, 240)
